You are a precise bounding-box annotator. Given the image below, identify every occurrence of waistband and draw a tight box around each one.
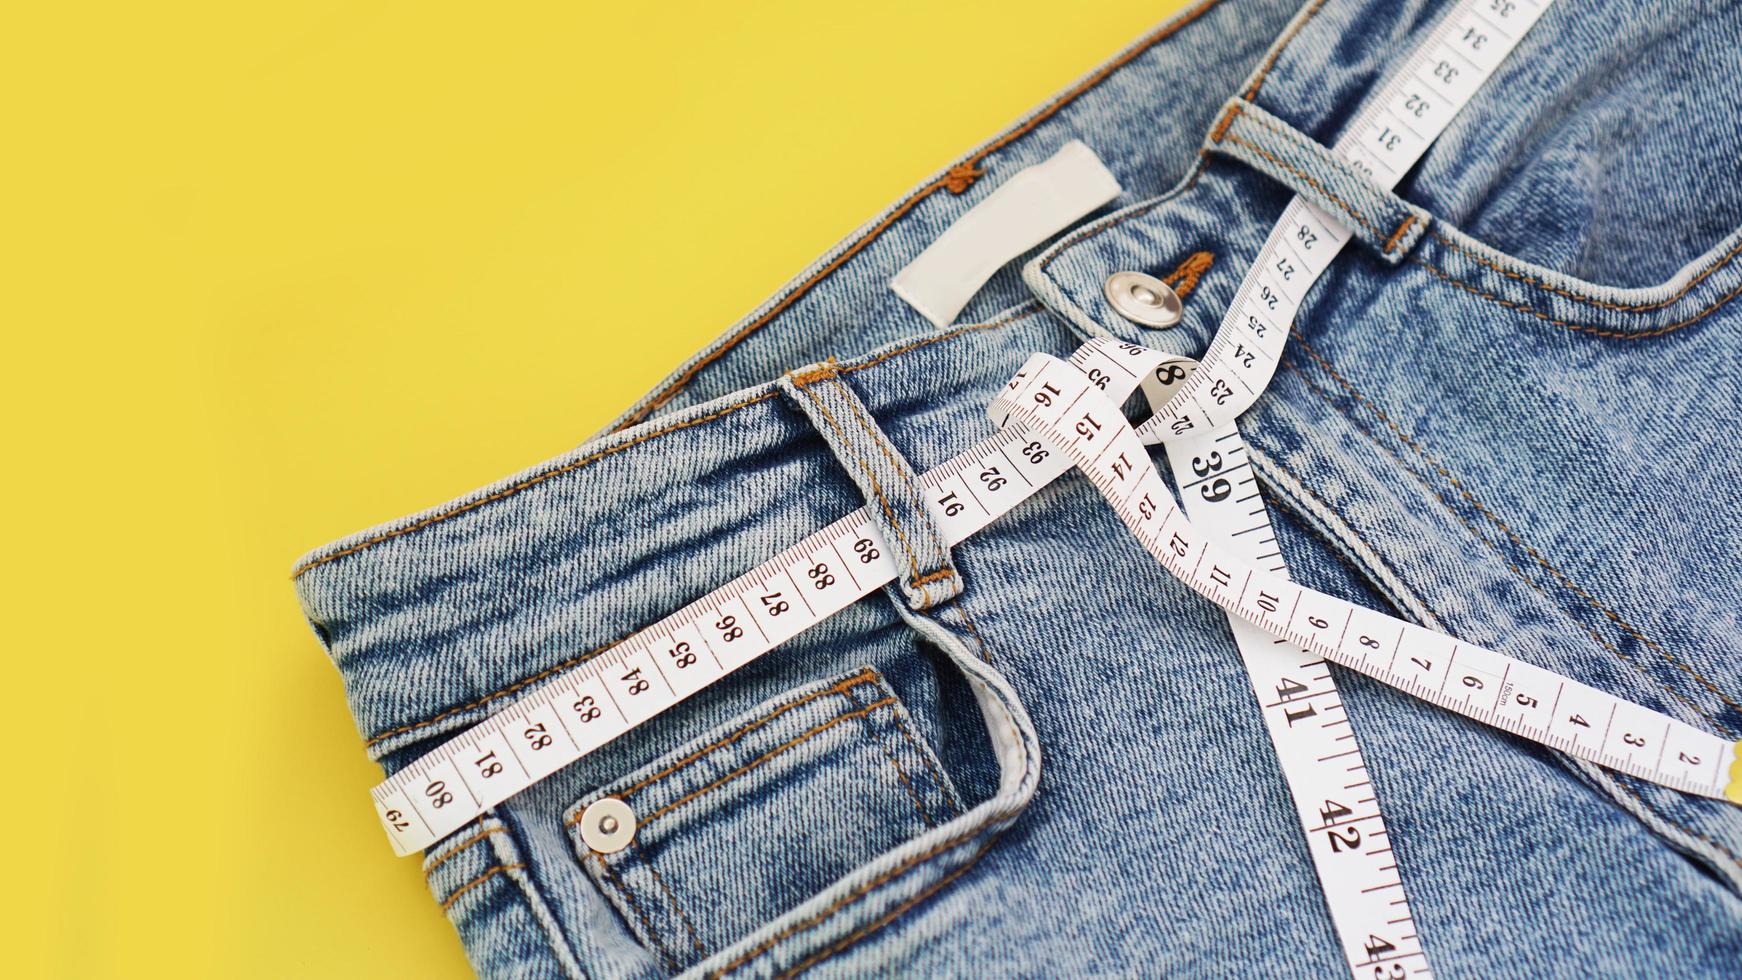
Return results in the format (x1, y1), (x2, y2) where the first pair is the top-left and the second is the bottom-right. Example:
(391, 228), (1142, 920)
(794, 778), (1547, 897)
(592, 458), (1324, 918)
(296, 0), (1742, 758)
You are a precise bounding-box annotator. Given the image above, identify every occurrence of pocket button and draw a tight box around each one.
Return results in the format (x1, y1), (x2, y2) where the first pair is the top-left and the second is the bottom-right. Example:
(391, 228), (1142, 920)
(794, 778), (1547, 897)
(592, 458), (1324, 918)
(578, 797), (637, 854)
(1103, 271), (1182, 328)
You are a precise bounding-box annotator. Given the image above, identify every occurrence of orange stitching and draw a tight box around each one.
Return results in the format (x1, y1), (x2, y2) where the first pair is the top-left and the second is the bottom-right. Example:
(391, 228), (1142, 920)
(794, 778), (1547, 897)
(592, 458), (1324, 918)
(1383, 214), (1418, 255)
(887, 710), (962, 818)
(631, 698), (897, 827)
(634, 841), (708, 957)
(440, 863), (524, 912)
(363, 634), (629, 747)
(294, 392), (776, 577)
(1162, 251), (1215, 300)
(1410, 258), (1742, 339)
(773, 838), (996, 979)
(794, 383), (930, 607)
(948, 604), (993, 664)
(618, 669), (879, 800)
(908, 569), (957, 587)
(1242, 0), (1328, 101)
(339, 314), (1046, 750)
(1283, 351), (1740, 730)
(615, 0), (1231, 431)
(297, 309), (1040, 581)
(789, 358), (841, 386)
(1220, 132), (1380, 236)
(424, 826), (503, 876)
(594, 854), (680, 971)
(1209, 102), (1243, 143)
(710, 826), (995, 977)
(1430, 231), (1742, 313)
(840, 681), (937, 828)
(1613, 779), (1742, 873)
(829, 373), (946, 608)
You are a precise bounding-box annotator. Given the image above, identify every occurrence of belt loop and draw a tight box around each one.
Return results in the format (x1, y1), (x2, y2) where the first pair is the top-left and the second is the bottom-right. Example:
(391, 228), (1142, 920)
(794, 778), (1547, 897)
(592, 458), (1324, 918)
(777, 360), (965, 611)
(1204, 96), (1432, 263)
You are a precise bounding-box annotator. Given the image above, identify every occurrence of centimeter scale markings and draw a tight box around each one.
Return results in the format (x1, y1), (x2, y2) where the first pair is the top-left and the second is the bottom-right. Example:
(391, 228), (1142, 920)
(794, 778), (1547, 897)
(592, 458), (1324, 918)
(378, 338), (1741, 859)
(1146, 360), (1428, 974)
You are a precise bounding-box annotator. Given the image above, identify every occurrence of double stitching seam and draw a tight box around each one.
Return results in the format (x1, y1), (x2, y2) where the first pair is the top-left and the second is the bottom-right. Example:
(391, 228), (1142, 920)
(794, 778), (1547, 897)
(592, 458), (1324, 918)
(831, 373), (957, 603)
(1241, 0), (1328, 102)
(1430, 230), (1742, 313)
(772, 837), (999, 979)
(710, 819), (993, 977)
(712, 605), (1006, 977)
(570, 699), (899, 833)
(612, 0), (1231, 430)
(618, 670), (880, 802)
(1217, 131), (1380, 237)
(1410, 257), (1742, 339)
(340, 309), (1048, 751)
(1255, 439), (1742, 878)
(364, 635), (630, 748)
(296, 308), (1043, 580)
(424, 825), (504, 876)
(440, 863), (525, 912)
(1291, 334), (1742, 715)
(1283, 340), (1742, 729)
(593, 854), (681, 972)
(840, 682), (939, 828)
(888, 711), (963, 817)
(1613, 778), (1742, 874)
(791, 373), (932, 608)
(632, 839), (709, 958)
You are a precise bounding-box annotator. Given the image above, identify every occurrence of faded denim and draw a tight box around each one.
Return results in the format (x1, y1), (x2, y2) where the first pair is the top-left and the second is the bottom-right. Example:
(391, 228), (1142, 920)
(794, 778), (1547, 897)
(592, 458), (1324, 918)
(295, 0), (1742, 974)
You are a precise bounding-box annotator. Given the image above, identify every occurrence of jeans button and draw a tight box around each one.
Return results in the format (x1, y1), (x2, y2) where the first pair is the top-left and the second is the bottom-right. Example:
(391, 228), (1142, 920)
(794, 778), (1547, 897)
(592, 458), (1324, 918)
(1103, 271), (1182, 328)
(578, 797), (637, 854)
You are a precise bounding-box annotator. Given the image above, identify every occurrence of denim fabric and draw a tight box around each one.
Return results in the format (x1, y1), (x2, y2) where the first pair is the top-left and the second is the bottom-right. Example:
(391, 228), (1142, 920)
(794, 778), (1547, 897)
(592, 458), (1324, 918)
(295, 0), (1742, 974)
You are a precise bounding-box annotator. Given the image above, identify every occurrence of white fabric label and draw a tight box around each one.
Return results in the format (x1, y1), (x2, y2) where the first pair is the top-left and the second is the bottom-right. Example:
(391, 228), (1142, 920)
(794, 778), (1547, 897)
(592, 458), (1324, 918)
(891, 140), (1121, 328)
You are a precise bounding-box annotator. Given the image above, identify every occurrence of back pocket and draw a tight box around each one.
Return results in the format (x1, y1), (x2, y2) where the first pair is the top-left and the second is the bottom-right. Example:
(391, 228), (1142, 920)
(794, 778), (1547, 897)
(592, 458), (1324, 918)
(565, 666), (962, 973)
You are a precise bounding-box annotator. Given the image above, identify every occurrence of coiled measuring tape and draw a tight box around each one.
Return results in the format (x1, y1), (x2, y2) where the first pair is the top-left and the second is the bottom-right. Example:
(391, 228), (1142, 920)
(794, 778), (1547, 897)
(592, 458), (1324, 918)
(363, 0), (1740, 971)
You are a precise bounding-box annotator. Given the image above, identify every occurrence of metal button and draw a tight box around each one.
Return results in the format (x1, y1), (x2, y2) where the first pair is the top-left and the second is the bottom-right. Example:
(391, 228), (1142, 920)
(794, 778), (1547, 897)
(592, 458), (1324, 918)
(578, 797), (637, 854)
(1103, 271), (1182, 328)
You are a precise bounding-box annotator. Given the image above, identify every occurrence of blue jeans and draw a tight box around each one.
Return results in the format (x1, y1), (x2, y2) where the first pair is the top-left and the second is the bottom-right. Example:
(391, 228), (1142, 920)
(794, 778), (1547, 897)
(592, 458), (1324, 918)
(295, 0), (1742, 974)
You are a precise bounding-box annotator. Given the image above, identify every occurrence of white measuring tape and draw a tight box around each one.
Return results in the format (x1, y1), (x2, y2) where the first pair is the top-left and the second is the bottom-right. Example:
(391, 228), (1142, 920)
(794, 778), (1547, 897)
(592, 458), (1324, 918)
(1136, 0), (1557, 448)
(1156, 397), (1425, 973)
(364, 0), (1741, 970)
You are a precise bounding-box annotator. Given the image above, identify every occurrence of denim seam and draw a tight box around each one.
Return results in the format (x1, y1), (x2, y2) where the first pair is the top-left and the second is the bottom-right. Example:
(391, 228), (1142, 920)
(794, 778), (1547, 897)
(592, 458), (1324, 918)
(424, 825), (505, 876)
(1253, 442), (1742, 884)
(710, 814), (997, 978)
(608, 0), (1232, 430)
(840, 682), (941, 828)
(1288, 333), (1742, 722)
(1613, 778), (1742, 875)
(1162, 250), (1216, 299)
(440, 863), (525, 912)
(1409, 257), (1742, 340)
(888, 711), (965, 817)
(1240, 0), (1329, 102)
(580, 698), (898, 831)
(1283, 359), (1733, 734)
(831, 371), (961, 602)
(295, 307), (1045, 580)
(592, 853), (681, 972)
(711, 602), (1018, 977)
(1430, 230), (1742, 313)
(616, 670), (882, 802)
(632, 839), (708, 958)
(790, 371), (934, 608)
(1216, 129), (1380, 238)
(771, 837), (1001, 979)
(363, 633), (630, 748)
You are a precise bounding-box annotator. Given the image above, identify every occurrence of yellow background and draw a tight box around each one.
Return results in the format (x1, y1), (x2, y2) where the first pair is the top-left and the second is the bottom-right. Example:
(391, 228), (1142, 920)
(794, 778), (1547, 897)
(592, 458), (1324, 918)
(4, 1), (1189, 975)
